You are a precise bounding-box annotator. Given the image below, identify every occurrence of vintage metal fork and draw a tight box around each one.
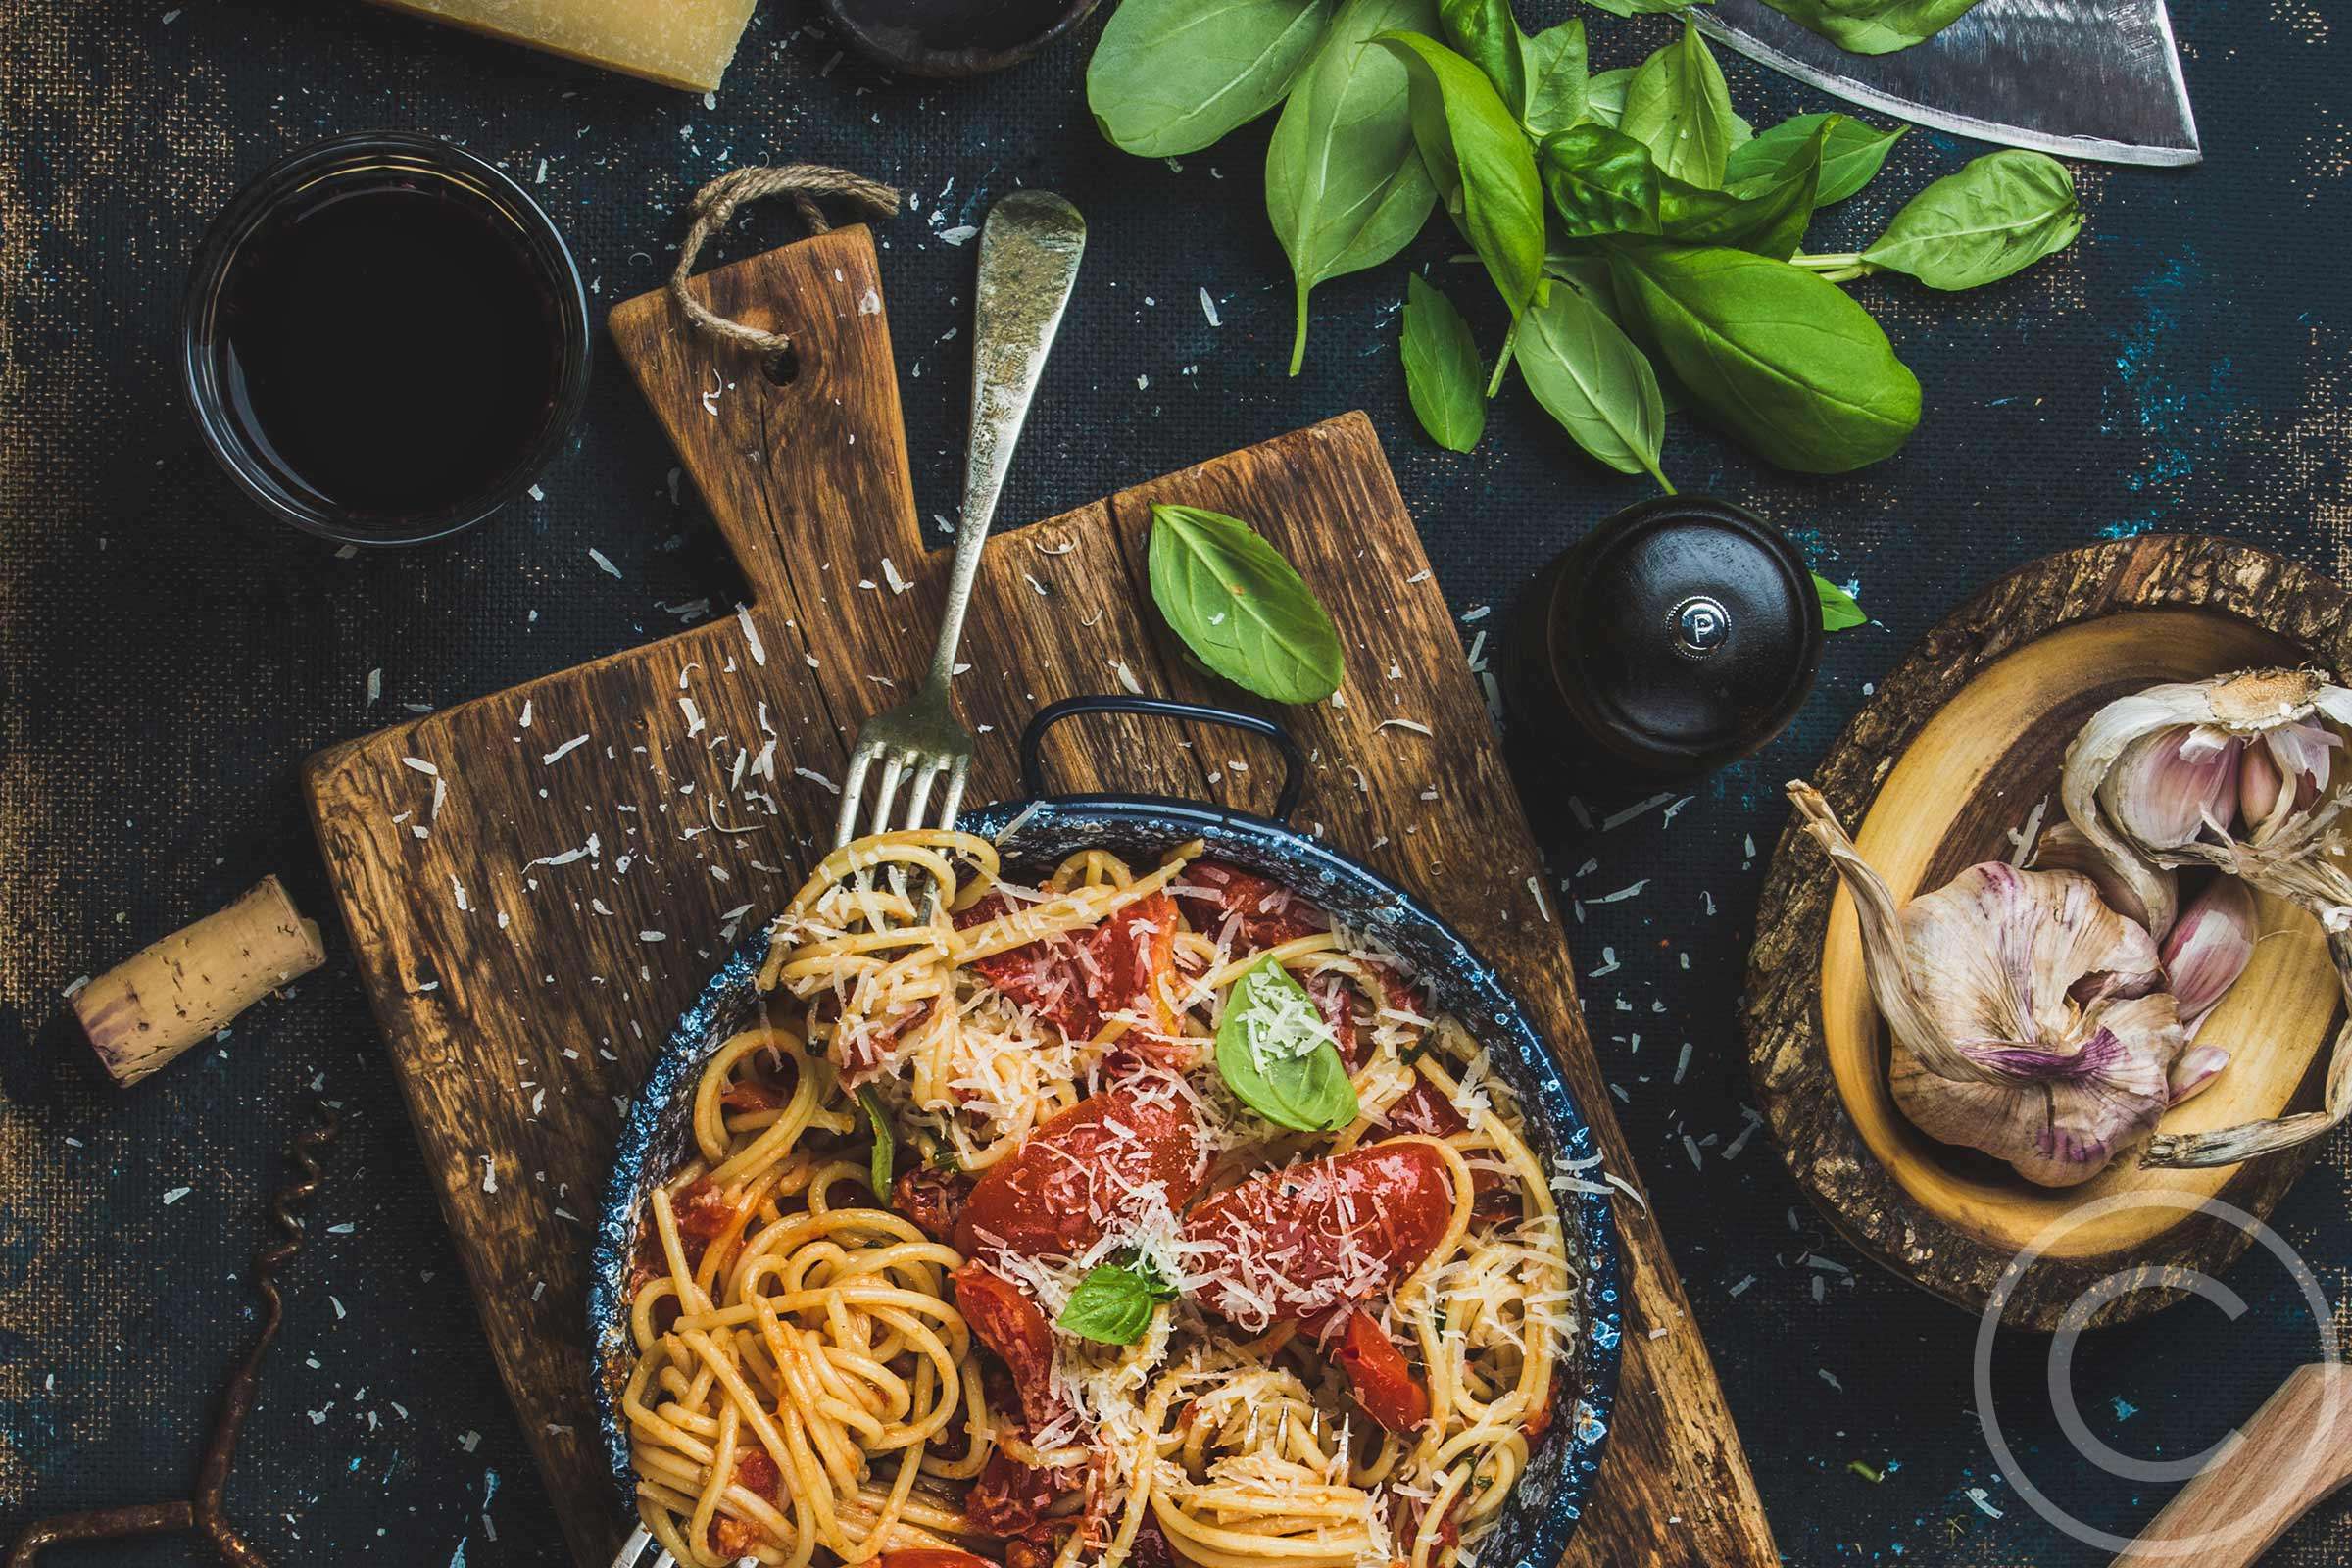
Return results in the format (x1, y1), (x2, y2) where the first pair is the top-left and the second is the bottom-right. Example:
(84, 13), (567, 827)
(831, 189), (1086, 849)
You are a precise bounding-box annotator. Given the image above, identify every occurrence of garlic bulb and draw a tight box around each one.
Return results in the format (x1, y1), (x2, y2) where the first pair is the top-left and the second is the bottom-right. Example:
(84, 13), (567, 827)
(2063, 669), (2352, 939)
(2062, 667), (2352, 1167)
(1788, 782), (2186, 1187)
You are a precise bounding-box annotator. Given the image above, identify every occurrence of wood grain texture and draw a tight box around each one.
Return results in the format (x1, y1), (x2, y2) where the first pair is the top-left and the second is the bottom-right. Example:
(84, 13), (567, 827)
(305, 226), (1776, 1567)
(1744, 535), (2352, 1329)
(2110, 1363), (2352, 1568)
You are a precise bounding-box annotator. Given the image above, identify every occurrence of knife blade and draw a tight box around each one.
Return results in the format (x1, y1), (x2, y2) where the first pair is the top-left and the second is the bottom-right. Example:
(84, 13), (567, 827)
(1692, 0), (2200, 167)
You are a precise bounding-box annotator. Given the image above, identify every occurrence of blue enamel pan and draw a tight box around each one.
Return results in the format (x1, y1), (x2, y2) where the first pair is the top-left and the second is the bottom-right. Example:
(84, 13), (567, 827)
(590, 696), (1623, 1564)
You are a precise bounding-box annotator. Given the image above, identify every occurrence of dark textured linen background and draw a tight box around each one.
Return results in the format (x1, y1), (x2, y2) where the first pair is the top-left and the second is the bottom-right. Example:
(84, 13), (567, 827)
(3, 1), (2348, 1563)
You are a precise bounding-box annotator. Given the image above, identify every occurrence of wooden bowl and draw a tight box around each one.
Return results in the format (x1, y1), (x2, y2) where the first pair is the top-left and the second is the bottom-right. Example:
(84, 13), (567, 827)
(820, 0), (1103, 77)
(1745, 536), (2351, 1329)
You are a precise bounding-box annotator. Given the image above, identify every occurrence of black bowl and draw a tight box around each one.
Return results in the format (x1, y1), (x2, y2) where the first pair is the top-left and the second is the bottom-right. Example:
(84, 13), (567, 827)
(821, 0), (1104, 77)
(589, 699), (1625, 1561)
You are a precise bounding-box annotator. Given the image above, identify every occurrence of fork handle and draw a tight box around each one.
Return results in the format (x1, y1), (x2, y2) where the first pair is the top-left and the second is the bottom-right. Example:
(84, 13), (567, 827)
(927, 191), (1087, 693)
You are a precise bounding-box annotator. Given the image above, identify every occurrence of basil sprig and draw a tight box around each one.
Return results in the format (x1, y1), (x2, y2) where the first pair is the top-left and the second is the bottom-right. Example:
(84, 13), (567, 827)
(1085, 4), (2081, 478)
(1214, 957), (1359, 1133)
(1757, 0), (1982, 57)
(1088, 0), (1334, 157)
(1148, 504), (1344, 705)
(1268, 0), (1442, 376)
(1400, 274), (1486, 454)
(858, 1085), (894, 1196)
(1814, 574), (1867, 632)
(1058, 1254), (1181, 1345)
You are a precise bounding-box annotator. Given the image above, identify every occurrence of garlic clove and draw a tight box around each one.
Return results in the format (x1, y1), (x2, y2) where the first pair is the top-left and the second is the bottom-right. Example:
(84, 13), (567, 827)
(2167, 1043), (2231, 1105)
(2101, 725), (2241, 851)
(2238, 742), (2284, 838)
(2159, 875), (2257, 1022)
(2030, 821), (2175, 933)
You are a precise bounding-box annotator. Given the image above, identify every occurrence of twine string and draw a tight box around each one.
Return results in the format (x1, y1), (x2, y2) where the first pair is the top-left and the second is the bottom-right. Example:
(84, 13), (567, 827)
(670, 164), (900, 353)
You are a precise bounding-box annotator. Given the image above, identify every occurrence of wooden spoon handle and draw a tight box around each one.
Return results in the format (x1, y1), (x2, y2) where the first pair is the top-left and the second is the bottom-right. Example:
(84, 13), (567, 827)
(2110, 1363), (2352, 1567)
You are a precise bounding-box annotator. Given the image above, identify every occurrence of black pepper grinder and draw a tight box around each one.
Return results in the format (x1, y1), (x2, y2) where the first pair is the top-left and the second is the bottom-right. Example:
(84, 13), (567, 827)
(1502, 496), (1823, 775)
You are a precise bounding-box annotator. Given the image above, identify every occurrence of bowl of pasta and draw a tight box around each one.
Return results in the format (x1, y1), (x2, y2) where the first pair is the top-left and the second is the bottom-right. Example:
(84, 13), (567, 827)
(592, 697), (1623, 1568)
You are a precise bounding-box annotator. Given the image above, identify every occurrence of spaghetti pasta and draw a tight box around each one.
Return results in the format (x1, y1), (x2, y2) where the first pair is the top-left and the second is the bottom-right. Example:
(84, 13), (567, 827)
(621, 829), (1578, 1568)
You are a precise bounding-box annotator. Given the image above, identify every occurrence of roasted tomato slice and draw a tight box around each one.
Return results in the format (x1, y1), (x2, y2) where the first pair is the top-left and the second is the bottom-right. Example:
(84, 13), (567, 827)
(1332, 1309), (1431, 1432)
(955, 1084), (1206, 1259)
(968, 1446), (1066, 1538)
(957, 894), (1098, 1039)
(892, 1164), (975, 1245)
(1174, 860), (1327, 952)
(953, 1263), (1060, 1429)
(1182, 1142), (1455, 1327)
(1089, 891), (1180, 1032)
(1382, 1081), (1520, 1223)
(878, 1552), (1003, 1568)
(1307, 973), (1364, 1069)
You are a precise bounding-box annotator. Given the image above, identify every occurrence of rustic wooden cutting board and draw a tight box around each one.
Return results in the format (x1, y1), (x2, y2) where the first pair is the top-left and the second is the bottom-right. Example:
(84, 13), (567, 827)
(303, 225), (1776, 1568)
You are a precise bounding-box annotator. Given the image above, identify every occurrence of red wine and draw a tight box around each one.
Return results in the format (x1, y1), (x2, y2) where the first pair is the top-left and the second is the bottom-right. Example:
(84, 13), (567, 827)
(217, 180), (564, 517)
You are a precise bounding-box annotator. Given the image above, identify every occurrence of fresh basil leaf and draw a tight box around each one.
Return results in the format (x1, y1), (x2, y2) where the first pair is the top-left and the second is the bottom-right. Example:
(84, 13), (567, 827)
(1058, 1259), (1179, 1346)
(1213, 956), (1359, 1132)
(1584, 66), (1633, 128)
(1519, 21), (1588, 138)
(1620, 22), (1737, 189)
(1860, 149), (2082, 290)
(1608, 245), (1921, 473)
(1813, 573), (1868, 631)
(1088, 0), (1338, 157)
(1726, 112), (1905, 206)
(1516, 282), (1671, 488)
(1756, 0), (1979, 55)
(1656, 121), (1826, 260)
(1438, 0), (1523, 116)
(1376, 31), (1549, 317)
(1401, 274), (1487, 453)
(1580, 0), (1712, 14)
(1540, 123), (1662, 240)
(1268, 0), (1442, 374)
(858, 1085), (894, 1195)
(1148, 504), (1345, 703)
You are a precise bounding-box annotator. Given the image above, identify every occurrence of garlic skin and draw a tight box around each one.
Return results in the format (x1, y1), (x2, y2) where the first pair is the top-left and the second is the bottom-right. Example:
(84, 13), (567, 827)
(2159, 876), (2257, 1023)
(1789, 782), (2185, 1187)
(2243, 720), (2340, 844)
(2030, 821), (2175, 933)
(2062, 667), (2352, 1169)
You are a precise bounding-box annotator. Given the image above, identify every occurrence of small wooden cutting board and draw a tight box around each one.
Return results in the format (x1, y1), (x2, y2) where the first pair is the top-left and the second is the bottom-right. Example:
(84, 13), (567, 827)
(303, 225), (1776, 1567)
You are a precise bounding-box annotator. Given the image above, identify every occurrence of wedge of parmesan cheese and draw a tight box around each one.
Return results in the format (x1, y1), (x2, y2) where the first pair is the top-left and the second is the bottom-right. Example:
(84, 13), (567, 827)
(368, 0), (758, 92)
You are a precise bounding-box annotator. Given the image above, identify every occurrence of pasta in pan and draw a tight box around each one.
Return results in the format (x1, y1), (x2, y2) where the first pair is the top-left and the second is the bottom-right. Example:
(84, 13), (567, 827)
(620, 829), (1578, 1568)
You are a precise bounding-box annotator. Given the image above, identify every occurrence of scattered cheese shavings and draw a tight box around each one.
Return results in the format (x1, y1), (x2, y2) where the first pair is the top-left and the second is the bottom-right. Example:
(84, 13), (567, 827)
(1375, 718), (1432, 736)
(1200, 287), (1221, 326)
(401, 757), (438, 777)
(163, 1186), (192, 1205)
(541, 734), (589, 766)
(736, 604), (766, 666)
(587, 547), (622, 579)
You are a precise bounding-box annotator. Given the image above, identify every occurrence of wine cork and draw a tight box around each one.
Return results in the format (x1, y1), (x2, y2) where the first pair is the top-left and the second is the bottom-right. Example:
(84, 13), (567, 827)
(71, 877), (328, 1086)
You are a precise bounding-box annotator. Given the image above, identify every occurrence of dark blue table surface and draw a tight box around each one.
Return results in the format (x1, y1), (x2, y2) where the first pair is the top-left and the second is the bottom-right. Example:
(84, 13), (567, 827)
(2, 1), (2347, 1563)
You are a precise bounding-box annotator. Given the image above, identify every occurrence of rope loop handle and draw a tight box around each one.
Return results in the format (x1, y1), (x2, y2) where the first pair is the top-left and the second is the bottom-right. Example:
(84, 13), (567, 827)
(669, 164), (900, 352)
